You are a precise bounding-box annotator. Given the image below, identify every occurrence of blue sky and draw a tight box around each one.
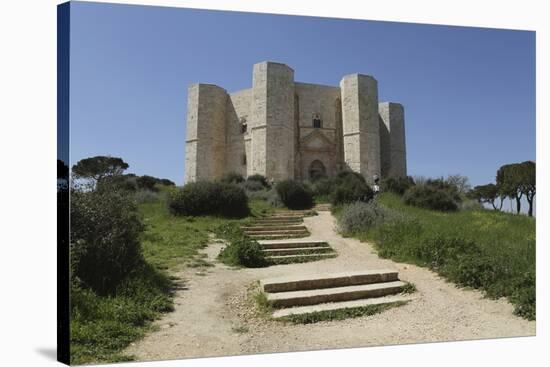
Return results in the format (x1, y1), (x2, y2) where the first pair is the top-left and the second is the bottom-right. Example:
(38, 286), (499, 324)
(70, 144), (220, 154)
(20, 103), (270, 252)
(69, 1), (535, 188)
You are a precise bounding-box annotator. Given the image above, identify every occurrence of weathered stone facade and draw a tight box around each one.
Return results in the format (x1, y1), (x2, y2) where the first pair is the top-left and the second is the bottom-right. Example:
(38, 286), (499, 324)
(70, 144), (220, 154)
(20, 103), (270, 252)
(185, 61), (407, 183)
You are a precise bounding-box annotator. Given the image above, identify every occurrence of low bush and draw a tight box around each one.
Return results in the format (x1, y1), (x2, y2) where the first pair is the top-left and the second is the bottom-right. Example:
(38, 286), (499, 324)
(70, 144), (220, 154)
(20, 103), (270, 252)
(266, 187), (284, 207)
(216, 223), (267, 268)
(243, 179), (265, 192)
(403, 184), (458, 211)
(312, 177), (338, 197)
(338, 201), (388, 234)
(275, 180), (313, 209)
(247, 174), (269, 187)
(381, 176), (415, 196)
(71, 188), (145, 295)
(337, 170), (366, 183)
(220, 172), (245, 184)
(134, 189), (159, 204)
(167, 181), (249, 218)
(331, 177), (374, 206)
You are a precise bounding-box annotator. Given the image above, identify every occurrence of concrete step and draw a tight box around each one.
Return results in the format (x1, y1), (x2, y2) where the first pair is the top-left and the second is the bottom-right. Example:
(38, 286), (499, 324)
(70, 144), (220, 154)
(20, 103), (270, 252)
(272, 294), (412, 319)
(313, 204), (331, 211)
(253, 217), (304, 223)
(260, 269), (399, 293)
(263, 246), (334, 256)
(246, 221), (304, 227)
(259, 239), (330, 250)
(266, 281), (406, 308)
(243, 229), (309, 235)
(248, 233), (310, 239)
(266, 252), (337, 264)
(241, 225), (307, 232)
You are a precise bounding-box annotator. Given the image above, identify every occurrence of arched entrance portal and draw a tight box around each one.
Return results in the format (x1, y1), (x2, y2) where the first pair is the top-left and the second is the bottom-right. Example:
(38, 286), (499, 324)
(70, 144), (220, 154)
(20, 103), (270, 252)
(309, 160), (326, 180)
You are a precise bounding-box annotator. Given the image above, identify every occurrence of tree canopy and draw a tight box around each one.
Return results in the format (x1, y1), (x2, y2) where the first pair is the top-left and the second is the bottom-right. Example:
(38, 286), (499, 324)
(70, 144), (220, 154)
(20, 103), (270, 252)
(471, 183), (503, 210)
(72, 156), (129, 183)
(496, 161), (536, 216)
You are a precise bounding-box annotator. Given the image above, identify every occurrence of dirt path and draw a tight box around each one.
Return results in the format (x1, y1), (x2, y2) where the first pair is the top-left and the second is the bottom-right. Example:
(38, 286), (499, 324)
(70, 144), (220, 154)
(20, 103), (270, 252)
(125, 212), (535, 361)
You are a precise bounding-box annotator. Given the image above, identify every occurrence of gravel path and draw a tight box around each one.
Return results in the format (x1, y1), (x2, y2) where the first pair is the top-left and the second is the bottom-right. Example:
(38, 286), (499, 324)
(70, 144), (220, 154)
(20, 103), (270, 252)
(125, 211), (535, 361)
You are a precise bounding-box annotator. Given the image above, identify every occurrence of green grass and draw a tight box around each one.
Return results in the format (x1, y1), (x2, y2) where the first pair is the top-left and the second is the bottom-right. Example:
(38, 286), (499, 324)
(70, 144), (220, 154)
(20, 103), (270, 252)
(344, 193), (536, 320)
(70, 195), (269, 364)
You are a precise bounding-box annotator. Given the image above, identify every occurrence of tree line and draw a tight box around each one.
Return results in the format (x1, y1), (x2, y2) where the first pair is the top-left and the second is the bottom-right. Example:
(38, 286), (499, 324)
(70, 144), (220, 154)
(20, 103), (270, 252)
(469, 161), (535, 216)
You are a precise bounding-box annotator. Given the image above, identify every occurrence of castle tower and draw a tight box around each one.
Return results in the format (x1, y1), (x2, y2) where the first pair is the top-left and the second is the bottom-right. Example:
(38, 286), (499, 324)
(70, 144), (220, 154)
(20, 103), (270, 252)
(340, 74), (381, 183)
(250, 61), (295, 180)
(184, 83), (227, 182)
(379, 102), (407, 177)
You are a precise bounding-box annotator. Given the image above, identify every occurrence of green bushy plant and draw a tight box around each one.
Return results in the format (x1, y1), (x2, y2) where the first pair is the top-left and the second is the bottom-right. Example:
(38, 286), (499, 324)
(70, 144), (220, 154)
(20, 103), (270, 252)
(275, 180), (314, 209)
(220, 172), (245, 184)
(216, 223), (267, 268)
(403, 184), (458, 211)
(331, 176), (374, 206)
(243, 179), (265, 192)
(312, 177), (338, 197)
(338, 201), (388, 234)
(247, 174), (269, 187)
(167, 181), (249, 218)
(134, 189), (159, 204)
(70, 188), (145, 295)
(381, 176), (415, 196)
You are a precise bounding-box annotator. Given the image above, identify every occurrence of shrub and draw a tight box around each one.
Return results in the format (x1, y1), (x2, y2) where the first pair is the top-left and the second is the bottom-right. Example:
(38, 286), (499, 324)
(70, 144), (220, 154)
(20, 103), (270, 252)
(338, 201), (388, 234)
(243, 179), (265, 192)
(331, 177), (374, 206)
(381, 176), (415, 196)
(337, 170), (366, 183)
(134, 189), (159, 204)
(403, 184), (458, 211)
(220, 172), (245, 184)
(425, 178), (462, 204)
(216, 224), (267, 268)
(167, 181), (249, 218)
(247, 174), (269, 187)
(97, 175), (138, 192)
(70, 188), (145, 295)
(275, 180), (314, 209)
(511, 271), (536, 320)
(312, 177), (337, 197)
(266, 187), (284, 207)
(136, 175), (159, 192)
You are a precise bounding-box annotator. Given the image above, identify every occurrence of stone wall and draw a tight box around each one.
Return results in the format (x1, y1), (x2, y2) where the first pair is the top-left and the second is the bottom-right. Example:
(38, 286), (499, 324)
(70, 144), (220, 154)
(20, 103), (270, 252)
(226, 88), (253, 176)
(252, 61), (295, 181)
(294, 82), (341, 180)
(184, 83), (227, 182)
(379, 102), (407, 177)
(184, 62), (406, 184)
(340, 74), (381, 183)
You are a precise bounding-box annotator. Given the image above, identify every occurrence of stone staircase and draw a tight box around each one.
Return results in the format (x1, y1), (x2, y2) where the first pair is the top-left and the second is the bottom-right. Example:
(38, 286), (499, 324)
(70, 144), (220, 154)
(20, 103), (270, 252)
(242, 214), (310, 240)
(241, 209), (336, 263)
(259, 269), (412, 319)
(258, 239), (337, 264)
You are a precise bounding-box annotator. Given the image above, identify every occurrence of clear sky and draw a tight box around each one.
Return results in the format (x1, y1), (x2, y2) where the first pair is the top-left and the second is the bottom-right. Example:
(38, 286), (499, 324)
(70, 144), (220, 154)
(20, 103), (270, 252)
(69, 1), (535, 188)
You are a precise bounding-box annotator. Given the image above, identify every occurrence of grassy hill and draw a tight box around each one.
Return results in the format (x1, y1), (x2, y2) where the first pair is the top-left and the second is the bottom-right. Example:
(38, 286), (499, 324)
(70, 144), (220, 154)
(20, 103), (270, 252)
(340, 193), (535, 320)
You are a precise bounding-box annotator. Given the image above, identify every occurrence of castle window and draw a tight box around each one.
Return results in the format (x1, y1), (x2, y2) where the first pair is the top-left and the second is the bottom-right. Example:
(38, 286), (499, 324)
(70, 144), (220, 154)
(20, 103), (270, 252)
(242, 153), (247, 165)
(313, 114), (322, 128)
(240, 117), (247, 133)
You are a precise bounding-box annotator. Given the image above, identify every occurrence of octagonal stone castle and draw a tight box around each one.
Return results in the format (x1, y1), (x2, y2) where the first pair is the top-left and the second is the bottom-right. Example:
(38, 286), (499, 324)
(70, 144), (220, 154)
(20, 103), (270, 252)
(185, 61), (406, 184)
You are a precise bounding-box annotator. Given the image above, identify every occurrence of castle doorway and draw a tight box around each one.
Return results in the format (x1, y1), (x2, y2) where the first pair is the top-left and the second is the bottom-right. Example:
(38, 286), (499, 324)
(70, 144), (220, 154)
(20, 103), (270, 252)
(309, 160), (326, 180)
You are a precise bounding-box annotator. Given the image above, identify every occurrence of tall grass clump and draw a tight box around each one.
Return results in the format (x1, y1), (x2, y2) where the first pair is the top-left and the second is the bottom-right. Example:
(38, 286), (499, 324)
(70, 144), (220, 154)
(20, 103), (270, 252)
(167, 181), (249, 218)
(216, 223), (267, 268)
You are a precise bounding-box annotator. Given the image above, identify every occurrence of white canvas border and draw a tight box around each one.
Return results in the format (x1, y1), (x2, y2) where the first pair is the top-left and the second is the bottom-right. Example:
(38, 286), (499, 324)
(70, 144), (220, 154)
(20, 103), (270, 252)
(0, 0), (546, 366)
